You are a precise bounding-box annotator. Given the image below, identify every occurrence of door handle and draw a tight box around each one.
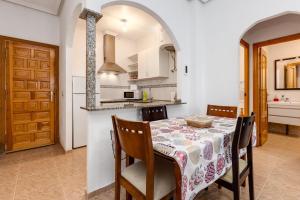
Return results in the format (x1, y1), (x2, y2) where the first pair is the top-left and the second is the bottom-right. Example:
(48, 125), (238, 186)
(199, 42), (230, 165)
(50, 91), (54, 102)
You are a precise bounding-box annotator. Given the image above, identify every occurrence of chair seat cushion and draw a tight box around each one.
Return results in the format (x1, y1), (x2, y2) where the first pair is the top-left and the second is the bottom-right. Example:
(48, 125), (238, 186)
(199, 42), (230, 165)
(121, 157), (175, 200)
(220, 159), (247, 183)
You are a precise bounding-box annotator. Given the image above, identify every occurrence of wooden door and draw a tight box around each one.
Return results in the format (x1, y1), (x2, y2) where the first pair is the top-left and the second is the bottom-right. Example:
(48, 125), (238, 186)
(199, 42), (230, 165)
(240, 40), (249, 116)
(6, 40), (57, 151)
(259, 48), (268, 145)
(0, 40), (5, 153)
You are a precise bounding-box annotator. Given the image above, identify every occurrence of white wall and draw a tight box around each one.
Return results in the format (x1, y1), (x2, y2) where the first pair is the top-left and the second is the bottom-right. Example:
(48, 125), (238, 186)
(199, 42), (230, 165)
(265, 39), (300, 101)
(59, 0), (85, 151)
(0, 1), (60, 45)
(199, 0), (300, 111)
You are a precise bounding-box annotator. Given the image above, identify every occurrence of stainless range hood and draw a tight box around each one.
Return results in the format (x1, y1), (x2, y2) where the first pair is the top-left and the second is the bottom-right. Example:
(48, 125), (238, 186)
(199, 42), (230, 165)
(97, 34), (126, 74)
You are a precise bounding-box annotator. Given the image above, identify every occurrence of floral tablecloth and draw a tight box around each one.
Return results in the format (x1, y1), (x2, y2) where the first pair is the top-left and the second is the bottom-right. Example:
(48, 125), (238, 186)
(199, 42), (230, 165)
(150, 115), (256, 200)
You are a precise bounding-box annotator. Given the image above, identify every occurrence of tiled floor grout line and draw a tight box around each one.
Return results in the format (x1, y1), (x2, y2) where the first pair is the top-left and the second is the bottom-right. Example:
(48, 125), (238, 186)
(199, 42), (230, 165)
(12, 153), (23, 200)
(54, 150), (68, 200)
(255, 158), (282, 200)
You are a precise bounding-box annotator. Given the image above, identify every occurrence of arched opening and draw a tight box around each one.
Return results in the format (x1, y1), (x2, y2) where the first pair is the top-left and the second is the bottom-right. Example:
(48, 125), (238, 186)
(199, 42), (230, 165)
(70, 2), (183, 195)
(239, 13), (300, 146)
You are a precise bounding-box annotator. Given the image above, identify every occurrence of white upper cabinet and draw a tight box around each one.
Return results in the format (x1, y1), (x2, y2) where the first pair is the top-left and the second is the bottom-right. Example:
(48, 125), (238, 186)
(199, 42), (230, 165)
(157, 28), (172, 46)
(138, 45), (169, 80)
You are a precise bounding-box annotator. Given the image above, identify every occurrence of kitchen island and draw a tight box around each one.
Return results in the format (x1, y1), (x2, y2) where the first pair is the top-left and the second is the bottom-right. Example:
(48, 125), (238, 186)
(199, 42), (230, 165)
(81, 100), (187, 195)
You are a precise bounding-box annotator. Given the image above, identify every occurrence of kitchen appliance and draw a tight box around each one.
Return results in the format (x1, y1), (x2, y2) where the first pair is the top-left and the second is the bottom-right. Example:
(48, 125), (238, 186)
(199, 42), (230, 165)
(124, 90), (141, 99)
(72, 76), (100, 148)
(97, 34), (127, 74)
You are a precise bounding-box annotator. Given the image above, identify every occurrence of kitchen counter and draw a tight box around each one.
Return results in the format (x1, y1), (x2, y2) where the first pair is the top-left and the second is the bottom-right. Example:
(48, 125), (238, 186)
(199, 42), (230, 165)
(81, 100), (186, 111)
(82, 99), (188, 193)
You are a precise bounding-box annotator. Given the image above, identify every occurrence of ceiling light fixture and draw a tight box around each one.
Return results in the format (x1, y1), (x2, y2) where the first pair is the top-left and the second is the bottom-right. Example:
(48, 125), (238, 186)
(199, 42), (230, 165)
(121, 19), (128, 32)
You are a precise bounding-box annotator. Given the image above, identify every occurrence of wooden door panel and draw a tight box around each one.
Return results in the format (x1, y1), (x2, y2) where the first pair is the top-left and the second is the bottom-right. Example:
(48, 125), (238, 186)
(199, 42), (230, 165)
(40, 101), (50, 111)
(28, 60), (39, 69)
(13, 80), (27, 90)
(28, 123), (38, 132)
(13, 91), (31, 100)
(27, 101), (39, 111)
(13, 113), (31, 123)
(13, 47), (30, 58)
(34, 50), (49, 60)
(14, 58), (27, 68)
(259, 49), (268, 145)
(34, 91), (50, 99)
(27, 81), (38, 90)
(38, 122), (50, 131)
(36, 131), (50, 140)
(13, 102), (26, 113)
(13, 134), (32, 147)
(6, 40), (57, 151)
(13, 69), (31, 80)
(0, 40), (5, 153)
(32, 112), (50, 121)
(35, 71), (50, 81)
(40, 82), (50, 90)
(40, 61), (49, 69)
(13, 124), (27, 133)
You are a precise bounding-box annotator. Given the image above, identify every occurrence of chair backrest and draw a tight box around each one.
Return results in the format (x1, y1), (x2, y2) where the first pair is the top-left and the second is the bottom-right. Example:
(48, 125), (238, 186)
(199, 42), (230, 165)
(111, 115), (154, 162)
(207, 104), (238, 118)
(231, 113), (255, 186)
(142, 105), (168, 121)
(232, 112), (255, 151)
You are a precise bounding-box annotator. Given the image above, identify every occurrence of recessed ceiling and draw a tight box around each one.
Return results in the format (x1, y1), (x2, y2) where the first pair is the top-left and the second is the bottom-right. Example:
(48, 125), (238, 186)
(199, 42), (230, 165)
(4, 0), (62, 15)
(97, 5), (161, 41)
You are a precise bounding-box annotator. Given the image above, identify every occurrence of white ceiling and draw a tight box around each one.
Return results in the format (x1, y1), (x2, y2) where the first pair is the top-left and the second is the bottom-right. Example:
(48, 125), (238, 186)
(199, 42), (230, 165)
(4, 0), (62, 15)
(97, 5), (161, 41)
(244, 14), (300, 37)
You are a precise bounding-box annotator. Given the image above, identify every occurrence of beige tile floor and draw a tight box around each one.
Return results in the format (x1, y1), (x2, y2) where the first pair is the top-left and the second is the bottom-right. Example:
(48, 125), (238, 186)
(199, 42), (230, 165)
(0, 145), (86, 200)
(1, 133), (300, 200)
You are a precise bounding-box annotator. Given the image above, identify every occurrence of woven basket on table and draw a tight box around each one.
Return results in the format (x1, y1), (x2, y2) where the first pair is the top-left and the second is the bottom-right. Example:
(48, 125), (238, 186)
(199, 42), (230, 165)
(185, 117), (213, 128)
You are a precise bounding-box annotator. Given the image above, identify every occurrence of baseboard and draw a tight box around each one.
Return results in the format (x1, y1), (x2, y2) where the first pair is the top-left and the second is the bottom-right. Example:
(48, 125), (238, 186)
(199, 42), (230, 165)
(87, 183), (114, 199)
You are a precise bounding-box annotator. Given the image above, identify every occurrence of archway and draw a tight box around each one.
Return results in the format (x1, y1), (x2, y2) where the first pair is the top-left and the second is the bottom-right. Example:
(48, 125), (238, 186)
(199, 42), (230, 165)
(239, 12), (300, 146)
(100, 0), (180, 51)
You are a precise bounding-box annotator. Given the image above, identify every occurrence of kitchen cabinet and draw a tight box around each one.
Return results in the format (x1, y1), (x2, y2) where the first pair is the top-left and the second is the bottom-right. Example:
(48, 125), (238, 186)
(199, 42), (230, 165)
(138, 45), (169, 79)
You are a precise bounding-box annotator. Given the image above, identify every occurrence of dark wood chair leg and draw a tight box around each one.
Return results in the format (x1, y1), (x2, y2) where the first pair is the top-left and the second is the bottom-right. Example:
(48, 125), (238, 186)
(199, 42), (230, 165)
(233, 185), (240, 200)
(248, 169), (255, 200)
(241, 155), (246, 187)
(126, 192), (132, 200)
(115, 180), (120, 200)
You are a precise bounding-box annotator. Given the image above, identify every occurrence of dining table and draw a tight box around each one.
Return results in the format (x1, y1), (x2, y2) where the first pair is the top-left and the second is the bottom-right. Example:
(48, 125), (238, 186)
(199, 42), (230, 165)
(150, 115), (257, 200)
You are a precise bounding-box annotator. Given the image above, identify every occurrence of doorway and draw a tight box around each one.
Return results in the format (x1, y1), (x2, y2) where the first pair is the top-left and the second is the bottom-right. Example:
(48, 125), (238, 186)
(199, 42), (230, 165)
(253, 33), (300, 145)
(0, 36), (59, 152)
(240, 39), (249, 116)
(0, 41), (5, 153)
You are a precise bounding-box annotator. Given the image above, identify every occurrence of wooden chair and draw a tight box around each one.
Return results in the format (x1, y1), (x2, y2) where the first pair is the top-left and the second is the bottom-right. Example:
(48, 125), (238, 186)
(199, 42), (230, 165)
(142, 106), (168, 121)
(215, 113), (255, 200)
(111, 115), (175, 200)
(207, 104), (238, 118)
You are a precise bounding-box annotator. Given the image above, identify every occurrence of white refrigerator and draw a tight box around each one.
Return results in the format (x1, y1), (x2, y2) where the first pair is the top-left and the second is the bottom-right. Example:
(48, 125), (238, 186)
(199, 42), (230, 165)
(72, 76), (100, 148)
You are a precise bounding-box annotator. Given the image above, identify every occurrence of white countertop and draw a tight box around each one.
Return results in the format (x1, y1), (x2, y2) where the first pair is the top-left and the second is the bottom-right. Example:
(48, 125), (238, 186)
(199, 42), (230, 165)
(268, 101), (300, 108)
